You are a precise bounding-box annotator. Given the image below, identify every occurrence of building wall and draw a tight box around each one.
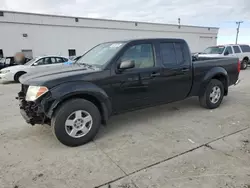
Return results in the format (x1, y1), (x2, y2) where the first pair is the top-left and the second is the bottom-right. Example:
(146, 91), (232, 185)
(0, 11), (219, 57)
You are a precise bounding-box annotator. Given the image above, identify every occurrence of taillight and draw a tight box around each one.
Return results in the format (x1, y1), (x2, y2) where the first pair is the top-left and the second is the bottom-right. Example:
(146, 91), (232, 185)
(237, 60), (241, 73)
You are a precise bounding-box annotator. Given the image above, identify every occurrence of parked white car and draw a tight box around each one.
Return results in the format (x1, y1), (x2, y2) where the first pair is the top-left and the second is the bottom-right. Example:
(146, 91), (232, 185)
(0, 56), (70, 83)
(198, 44), (250, 70)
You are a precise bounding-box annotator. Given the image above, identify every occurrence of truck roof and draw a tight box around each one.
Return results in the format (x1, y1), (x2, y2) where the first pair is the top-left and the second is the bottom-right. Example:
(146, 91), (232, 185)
(106, 38), (187, 43)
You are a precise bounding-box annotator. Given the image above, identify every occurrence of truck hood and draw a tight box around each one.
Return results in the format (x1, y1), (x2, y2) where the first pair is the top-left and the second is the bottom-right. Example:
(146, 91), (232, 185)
(20, 64), (101, 88)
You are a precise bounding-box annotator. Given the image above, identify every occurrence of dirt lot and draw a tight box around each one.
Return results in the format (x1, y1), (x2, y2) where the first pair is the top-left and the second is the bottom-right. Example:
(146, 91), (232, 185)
(0, 70), (250, 188)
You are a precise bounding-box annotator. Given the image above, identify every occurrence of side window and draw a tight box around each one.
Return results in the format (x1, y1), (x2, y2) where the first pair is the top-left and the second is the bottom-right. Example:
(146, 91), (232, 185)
(44, 57), (51, 64)
(160, 43), (177, 67)
(120, 44), (154, 69)
(174, 43), (190, 65)
(233, 46), (241, 53)
(36, 58), (45, 65)
(56, 57), (64, 63)
(51, 58), (56, 64)
(36, 58), (51, 65)
(225, 46), (233, 54)
(240, 45), (250, 52)
(5, 58), (11, 65)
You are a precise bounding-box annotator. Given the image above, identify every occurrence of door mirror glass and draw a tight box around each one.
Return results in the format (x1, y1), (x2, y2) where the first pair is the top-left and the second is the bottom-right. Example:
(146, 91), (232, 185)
(224, 51), (229, 56)
(119, 60), (135, 70)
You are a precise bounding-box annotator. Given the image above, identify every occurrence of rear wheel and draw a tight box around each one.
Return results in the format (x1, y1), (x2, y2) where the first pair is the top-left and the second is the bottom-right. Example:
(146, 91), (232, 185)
(241, 60), (248, 70)
(14, 71), (26, 82)
(199, 79), (224, 109)
(51, 99), (101, 147)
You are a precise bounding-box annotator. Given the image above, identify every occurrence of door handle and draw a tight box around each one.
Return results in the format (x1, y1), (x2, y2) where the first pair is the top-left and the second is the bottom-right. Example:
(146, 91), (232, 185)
(151, 72), (161, 77)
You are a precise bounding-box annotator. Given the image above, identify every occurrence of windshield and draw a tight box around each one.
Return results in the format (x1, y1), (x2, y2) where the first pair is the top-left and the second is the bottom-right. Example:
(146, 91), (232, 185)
(25, 58), (37, 65)
(203, 46), (225, 54)
(76, 42), (125, 68)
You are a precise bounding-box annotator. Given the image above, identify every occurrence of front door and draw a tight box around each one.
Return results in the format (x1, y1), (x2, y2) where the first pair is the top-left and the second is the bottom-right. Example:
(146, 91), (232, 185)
(111, 43), (161, 113)
(224, 46), (235, 57)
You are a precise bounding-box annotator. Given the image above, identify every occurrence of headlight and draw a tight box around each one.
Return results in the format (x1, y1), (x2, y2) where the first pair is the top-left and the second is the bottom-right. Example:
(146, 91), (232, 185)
(0, 70), (10, 74)
(26, 86), (49, 101)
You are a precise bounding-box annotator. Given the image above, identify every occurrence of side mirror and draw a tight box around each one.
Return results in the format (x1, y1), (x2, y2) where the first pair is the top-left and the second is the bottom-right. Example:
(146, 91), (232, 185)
(33, 62), (38, 66)
(224, 51), (229, 56)
(119, 60), (135, 70)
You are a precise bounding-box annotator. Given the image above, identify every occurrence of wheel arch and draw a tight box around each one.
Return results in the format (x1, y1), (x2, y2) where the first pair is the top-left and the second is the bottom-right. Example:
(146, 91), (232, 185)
(14, 71), (27, 82)
(200, 67), (229, 96)
(45, 82), (112, 125)
(243, 56), (249, 61)
(51, 93), (110, 125)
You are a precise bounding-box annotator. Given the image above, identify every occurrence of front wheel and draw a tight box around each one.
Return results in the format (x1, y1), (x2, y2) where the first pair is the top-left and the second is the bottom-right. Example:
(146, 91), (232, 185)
(199, 79), (224, 109)
(51, 99), (101, 147)
(241, 60), (248, 70)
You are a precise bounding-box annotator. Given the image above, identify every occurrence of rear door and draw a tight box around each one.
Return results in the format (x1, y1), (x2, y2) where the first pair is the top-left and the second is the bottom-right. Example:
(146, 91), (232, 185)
(158, 41), (193, 102)
(232, 45), (244, 60)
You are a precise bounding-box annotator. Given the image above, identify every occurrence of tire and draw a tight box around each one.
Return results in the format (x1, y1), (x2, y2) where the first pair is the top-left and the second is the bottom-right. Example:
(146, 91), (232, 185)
(14, 72), (26, 83)
(51, 99), (101, 147)
(241, 60), (248, 70)
(199, 79), (224, 109)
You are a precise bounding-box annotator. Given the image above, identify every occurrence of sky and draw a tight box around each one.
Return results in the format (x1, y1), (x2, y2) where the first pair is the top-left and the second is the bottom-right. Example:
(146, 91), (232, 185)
(0, 0), (250, 45)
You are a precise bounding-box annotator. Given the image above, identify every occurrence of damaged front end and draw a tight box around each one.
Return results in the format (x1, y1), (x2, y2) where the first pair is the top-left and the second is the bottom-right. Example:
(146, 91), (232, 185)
(17, 84), (49, 125)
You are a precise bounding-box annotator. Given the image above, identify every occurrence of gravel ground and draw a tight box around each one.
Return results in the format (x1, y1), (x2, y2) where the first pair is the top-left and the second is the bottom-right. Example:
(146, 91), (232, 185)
(0, 70), (250, 188)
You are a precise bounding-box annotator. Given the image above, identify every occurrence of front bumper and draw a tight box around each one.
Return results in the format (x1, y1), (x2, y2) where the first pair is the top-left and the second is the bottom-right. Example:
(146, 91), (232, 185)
(235, 79), (241, 86)
(20, 108), (33, 124)
(18, 91), (45, 125)
(0, 72), (14, 82)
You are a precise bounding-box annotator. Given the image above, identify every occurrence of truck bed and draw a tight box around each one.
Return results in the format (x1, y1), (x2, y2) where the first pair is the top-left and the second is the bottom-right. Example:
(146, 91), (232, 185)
(191, 57), (239, 96)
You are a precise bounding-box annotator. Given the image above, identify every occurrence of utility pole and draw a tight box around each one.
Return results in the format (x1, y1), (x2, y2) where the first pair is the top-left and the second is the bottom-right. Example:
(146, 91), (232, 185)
(178, 18), (181, 29)
(236, 21), (243, 44)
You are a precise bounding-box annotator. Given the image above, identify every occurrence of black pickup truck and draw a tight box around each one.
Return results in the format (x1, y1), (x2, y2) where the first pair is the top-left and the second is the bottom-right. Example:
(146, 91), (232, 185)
(17, 38), (240, 146)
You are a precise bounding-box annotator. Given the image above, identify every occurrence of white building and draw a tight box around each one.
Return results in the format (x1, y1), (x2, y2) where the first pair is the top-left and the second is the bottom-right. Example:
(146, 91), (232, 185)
(0, 10), (219, 58)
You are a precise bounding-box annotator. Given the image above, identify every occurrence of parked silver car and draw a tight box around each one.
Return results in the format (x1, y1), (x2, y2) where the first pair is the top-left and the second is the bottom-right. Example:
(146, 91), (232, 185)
(0, 56), (70, 83)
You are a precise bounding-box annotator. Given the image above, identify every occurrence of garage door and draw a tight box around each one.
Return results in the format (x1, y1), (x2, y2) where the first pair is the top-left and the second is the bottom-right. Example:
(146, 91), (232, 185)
(22, 49), (33, 59)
